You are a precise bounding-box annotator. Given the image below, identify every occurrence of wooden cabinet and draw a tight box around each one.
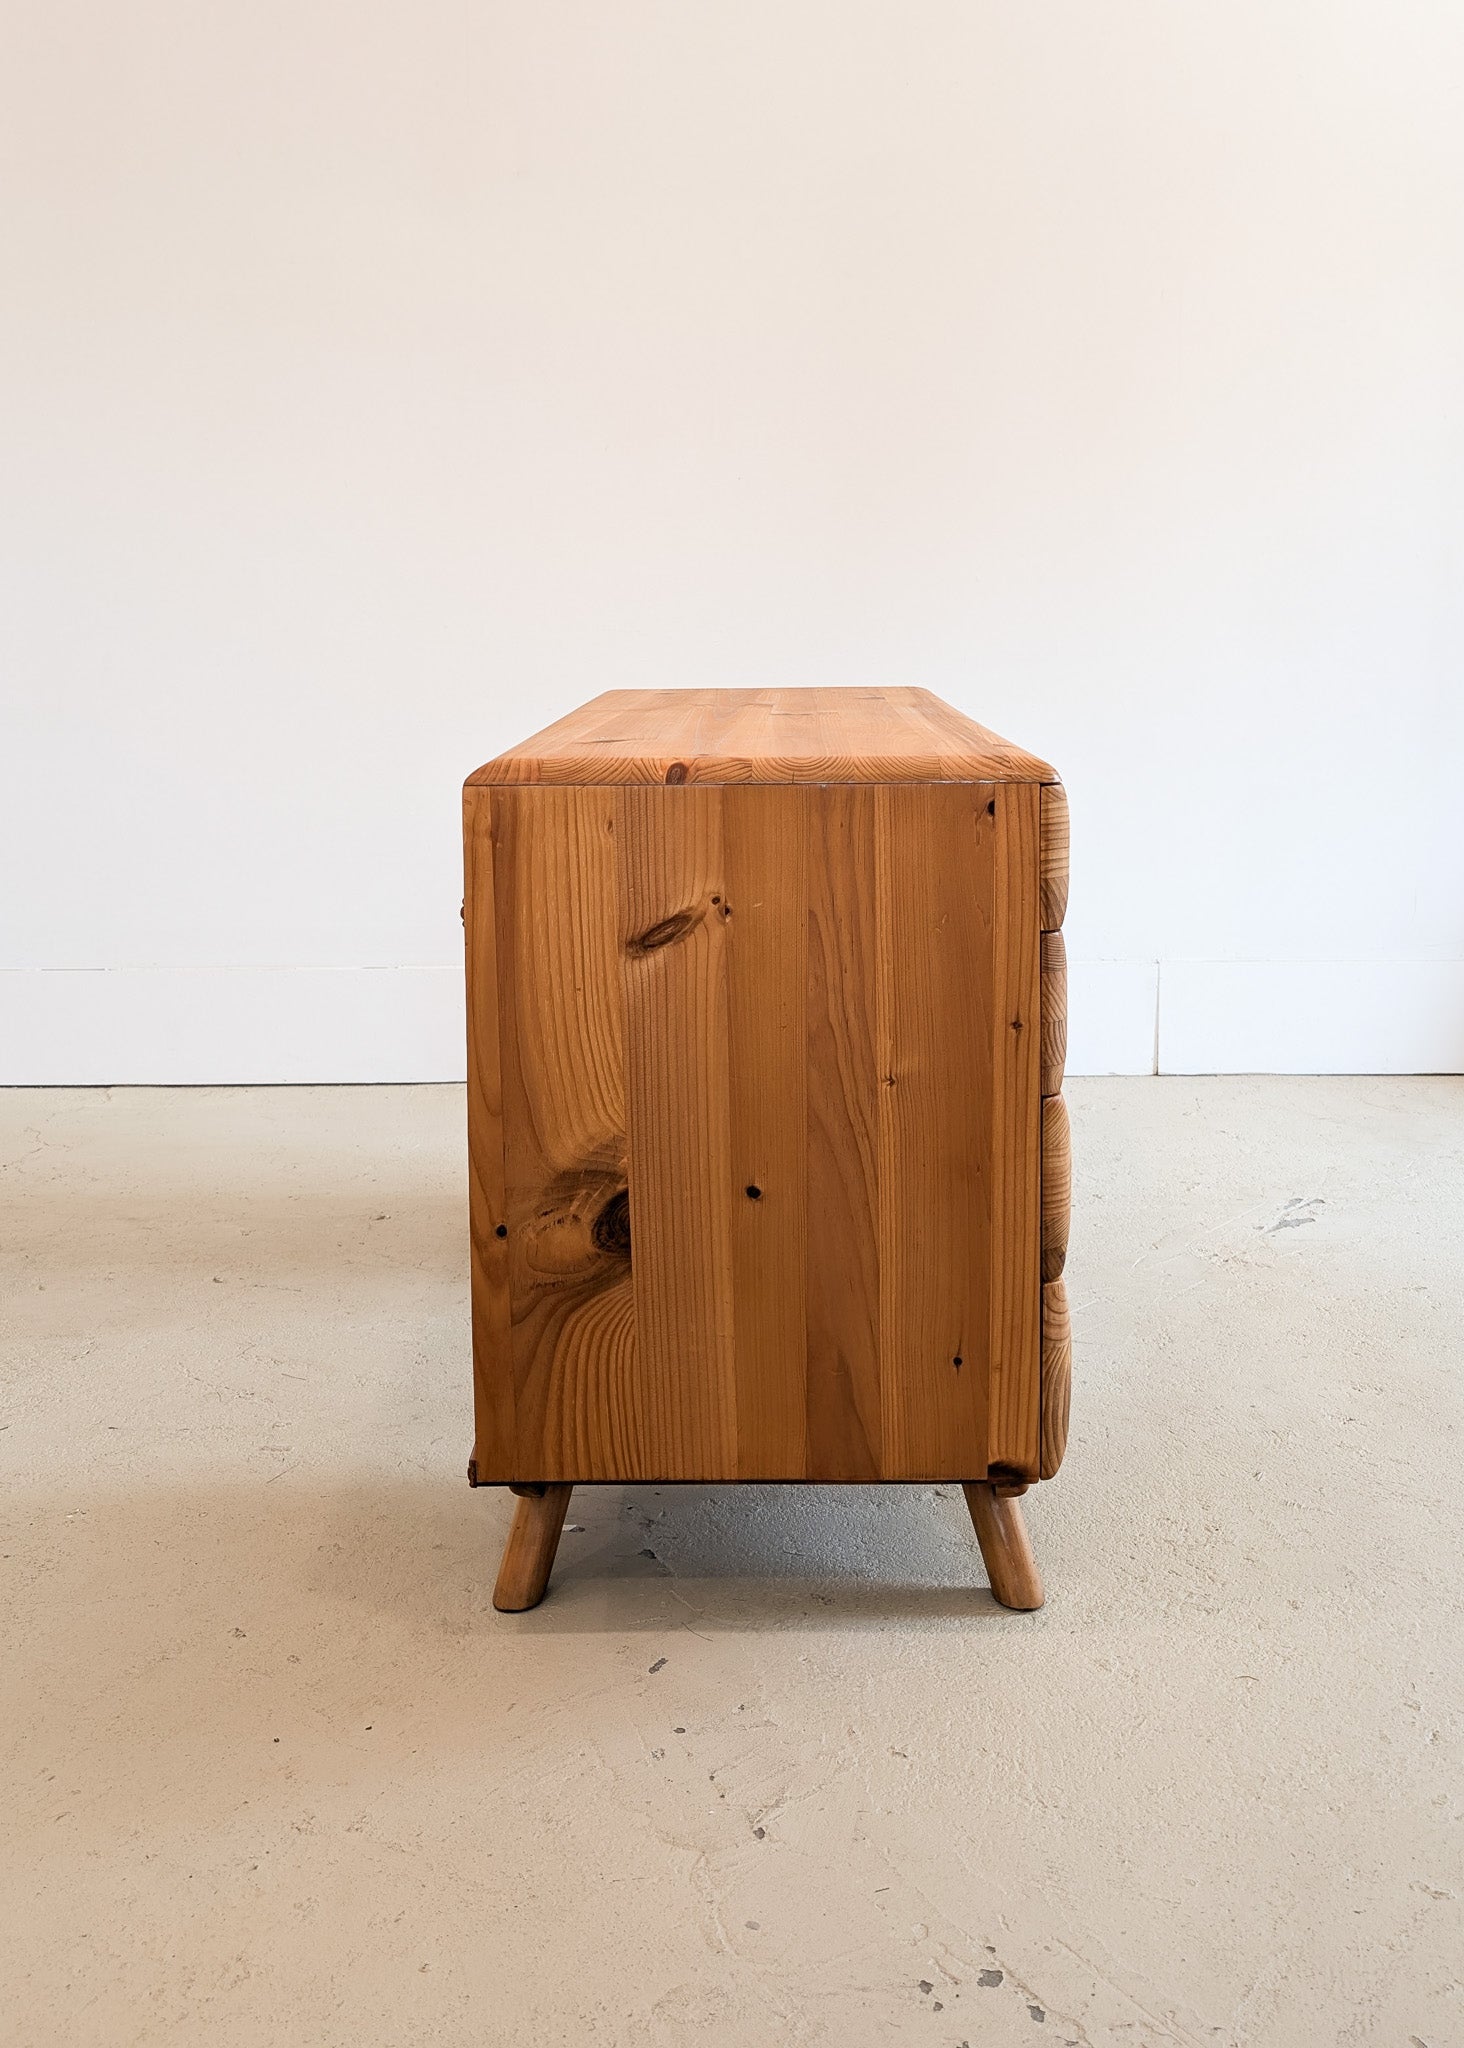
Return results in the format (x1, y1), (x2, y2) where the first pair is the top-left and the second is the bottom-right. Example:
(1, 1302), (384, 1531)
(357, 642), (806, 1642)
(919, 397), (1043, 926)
(464, 689), (1069, 1609)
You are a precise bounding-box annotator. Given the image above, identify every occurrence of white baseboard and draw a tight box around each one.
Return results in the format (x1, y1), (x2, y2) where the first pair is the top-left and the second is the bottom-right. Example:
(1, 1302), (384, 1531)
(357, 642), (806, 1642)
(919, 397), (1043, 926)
(0, 967), (467, 1084)
(4, 957), (1460, 1084)
(1066, 959), (1159, 1075)
(1160, 958), (1464, 1074)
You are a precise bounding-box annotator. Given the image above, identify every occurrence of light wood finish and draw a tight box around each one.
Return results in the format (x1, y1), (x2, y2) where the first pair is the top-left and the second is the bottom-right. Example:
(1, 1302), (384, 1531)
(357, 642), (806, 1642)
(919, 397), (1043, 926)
(1040, 928), (1068, 1098)
(1040, 782), (1069, 931)
(962, 1483), (1044, 1610)
(492, 1483), (574, 1611)
(1040, 1277), (1072, 1480)
(468, 687), (1055, 788)
(1041, 1092), (1071, 1283)
(465, 775), (1043, 1484)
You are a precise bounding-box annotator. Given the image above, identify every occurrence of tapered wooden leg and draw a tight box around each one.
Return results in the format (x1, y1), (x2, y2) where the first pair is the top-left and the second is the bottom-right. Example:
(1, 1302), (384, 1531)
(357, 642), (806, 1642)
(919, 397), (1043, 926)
(493, 1483), (574, 1612)
(962, 1483), (1044, 1611)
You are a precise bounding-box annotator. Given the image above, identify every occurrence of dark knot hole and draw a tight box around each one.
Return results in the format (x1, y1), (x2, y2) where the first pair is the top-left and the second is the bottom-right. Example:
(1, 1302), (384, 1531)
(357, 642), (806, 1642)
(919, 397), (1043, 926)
(626, 906), (703, 955)
(593, 1188), (632, 1259)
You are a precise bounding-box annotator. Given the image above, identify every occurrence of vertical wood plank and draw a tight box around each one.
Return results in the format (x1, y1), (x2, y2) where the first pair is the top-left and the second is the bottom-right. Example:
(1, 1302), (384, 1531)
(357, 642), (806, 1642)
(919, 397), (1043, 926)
(987, 781), (1043, 1475)
(615, 786), (738, 1479)
(874, 783), (994, 1479)
(723, 786), (809, 1477)
(805, 784), (882, 1480)
(492, 787), (638, 1480)
(463, 786), (516, 1475)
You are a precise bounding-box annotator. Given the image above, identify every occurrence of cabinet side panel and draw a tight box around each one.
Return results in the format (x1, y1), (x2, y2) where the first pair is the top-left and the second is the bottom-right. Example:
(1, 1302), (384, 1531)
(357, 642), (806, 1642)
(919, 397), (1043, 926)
(723, 786), (810, 1479)
(874, 783), (995, 1479)
(987, 781), (1043, 1475)
(805, 784), (883, 1480)
(494, 787), (640, 1481)
(615, 787), (738, 1480)
(464, 786), (516, 1475)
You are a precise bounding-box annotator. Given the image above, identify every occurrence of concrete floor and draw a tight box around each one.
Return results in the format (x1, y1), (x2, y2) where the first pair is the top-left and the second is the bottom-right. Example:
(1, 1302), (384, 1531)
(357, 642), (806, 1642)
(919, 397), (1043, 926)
(2, 1079), (1461, 2048)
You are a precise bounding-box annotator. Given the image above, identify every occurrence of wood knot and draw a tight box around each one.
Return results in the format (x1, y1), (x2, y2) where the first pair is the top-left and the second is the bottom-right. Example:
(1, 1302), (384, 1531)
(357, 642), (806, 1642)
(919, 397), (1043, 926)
(592, 1188), (632, 1258)
(664, 761), (689, 784)
(626, 906), (704, 955)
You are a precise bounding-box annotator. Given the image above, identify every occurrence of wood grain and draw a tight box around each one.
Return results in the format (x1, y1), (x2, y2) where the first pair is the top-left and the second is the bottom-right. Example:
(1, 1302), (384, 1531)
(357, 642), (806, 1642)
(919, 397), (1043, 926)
(723, 786), (809, 1478)
(986, 783), (1043, 1477)
(1041, 1093), (1071, 1284)
(467, 739), (1050, 1487)
(482, 786), (640, 1481)
(1040, 782), (1069, 930)
(463, 785), (515, 1475)
(1041, 928), (1068, 1098)
(805, 785), (882, 1480)
(962, 1484), (1044, 1609)
(493, 1483), (574, 1611)
(616, 786), (739, 1481)
(469, 686), (1055, 787)
(874, 784), (991, 1480)
(1040, 1277), (1072, 1480)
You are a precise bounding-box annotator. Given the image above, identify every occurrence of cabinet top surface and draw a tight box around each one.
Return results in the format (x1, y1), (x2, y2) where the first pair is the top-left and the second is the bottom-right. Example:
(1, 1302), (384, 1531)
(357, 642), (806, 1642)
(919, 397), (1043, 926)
(467, 687), (1056, 787)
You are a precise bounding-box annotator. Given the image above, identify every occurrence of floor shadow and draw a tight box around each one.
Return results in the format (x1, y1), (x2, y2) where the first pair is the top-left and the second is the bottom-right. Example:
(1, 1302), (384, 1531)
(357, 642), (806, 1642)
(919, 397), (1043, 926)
(483, 1480), (1030, 1633)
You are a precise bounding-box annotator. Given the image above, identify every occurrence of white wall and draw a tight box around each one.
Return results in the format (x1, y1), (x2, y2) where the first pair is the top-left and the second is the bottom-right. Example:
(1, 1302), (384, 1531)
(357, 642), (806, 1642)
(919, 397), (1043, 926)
(4, 2), (1463, 1082)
